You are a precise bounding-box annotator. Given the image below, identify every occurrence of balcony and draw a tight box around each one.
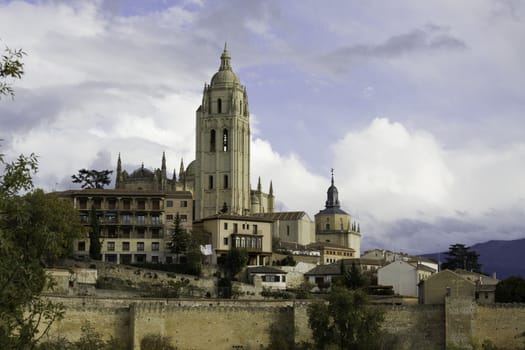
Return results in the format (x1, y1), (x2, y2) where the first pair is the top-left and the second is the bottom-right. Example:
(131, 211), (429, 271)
(231, 234), (262, 252)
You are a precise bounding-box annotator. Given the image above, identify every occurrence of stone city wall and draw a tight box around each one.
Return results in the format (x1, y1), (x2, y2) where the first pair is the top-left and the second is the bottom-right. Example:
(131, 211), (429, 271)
(41, 297), (447, 350)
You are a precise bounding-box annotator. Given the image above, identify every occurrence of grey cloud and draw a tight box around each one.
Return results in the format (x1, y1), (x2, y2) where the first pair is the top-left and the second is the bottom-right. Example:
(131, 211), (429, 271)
(324, 25), (466, 64)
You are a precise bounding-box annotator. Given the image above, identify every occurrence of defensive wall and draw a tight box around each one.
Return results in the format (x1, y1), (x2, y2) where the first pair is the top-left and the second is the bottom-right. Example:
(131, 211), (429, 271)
(446, 297), (525, 349)
(41, 296), (525, 349)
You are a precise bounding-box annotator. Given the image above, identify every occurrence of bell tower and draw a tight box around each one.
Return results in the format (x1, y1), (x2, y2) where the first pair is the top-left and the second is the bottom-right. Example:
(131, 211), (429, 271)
(194, 44), (251, 220)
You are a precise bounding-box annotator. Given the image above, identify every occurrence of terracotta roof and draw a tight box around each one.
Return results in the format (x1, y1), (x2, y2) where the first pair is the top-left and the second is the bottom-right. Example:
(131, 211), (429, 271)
(247, 266), (287, 274)
(307, 242), (355, 251)
(197, 214), (274, 223)
(253, 211), (309, 221)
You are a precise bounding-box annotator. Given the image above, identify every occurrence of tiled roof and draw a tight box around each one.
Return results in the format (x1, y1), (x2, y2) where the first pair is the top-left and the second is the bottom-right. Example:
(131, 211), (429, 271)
(307, 242), (355, 251)
(253, 211), (309, 221)
(247, 266), (286, 274)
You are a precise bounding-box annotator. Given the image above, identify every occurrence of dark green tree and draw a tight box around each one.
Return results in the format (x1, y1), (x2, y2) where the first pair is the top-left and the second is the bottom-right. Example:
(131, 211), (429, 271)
(170, 212), (191, 262)
(89, 206), (102, 260)
(72, 169), (113, 189)
(495, 276), (525, 303)
(441, 243), (481, 272)
(307, 288), (385, 350)
(224, 247), (248, 278)
(0, 45), (25, 98)
(0, 153), (82, 349)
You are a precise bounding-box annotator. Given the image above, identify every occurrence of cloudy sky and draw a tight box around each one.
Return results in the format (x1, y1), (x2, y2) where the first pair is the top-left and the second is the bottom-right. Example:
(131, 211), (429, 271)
(1, 0), (524, 254)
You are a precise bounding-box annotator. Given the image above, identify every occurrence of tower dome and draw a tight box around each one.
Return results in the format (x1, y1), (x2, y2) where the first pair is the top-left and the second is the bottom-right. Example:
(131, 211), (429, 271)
(210, 43), (240, 86)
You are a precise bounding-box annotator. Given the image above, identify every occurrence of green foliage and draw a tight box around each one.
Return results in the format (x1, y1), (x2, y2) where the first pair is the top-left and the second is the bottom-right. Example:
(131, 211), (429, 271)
(170, 213), (190, 256)
(274, 254), (296, 266)
(441, 243), (482, 273)
(218, 277), (233, 298)
(36, 322), (126, 350)
(495, 276), (525, 303)
(89, 206), (102, 260)
(267, 312), (295, 350)
(1, 152), (82, 348)
(294, 281), (315, 299)
(0, 45), (25, 98)
(140, 334), (176, 350)
(307, 288), (385, 350)
(261, 288), (293, 299)
(71, 169), (112, 189)
(223, 247), (248, 278)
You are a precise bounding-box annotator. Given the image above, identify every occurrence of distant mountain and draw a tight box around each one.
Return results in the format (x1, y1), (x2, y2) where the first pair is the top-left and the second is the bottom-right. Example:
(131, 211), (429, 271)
(422, 238), (525, 280)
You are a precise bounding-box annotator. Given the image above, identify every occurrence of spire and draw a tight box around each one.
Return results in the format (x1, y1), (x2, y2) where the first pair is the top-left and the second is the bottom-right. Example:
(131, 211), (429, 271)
(161, 151), (166, 171)
(172, 167), (177, 181)
(179, 158), (185, 181)
(219, 42), (232, 71)
(325, 168), (340, 209)
(257, 176), (262, 192)
(269, 181), (274, 196)
(116, 153), (122, 189)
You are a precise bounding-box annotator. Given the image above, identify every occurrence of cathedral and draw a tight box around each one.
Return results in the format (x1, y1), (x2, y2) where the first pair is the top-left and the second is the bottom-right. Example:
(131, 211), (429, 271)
(65, 45), (360, 265)
(115, 44), (274, 221)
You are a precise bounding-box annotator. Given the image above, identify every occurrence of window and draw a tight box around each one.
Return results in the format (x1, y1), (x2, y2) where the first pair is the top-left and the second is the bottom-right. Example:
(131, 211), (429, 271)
(77, 241), (86, 251)
(166, 214), (174, 221)
(252, 224), (258, 234)
(122, 199), (131, 210)
(210, 129), (216, 152)
(152, 242), (160, 251)
(122, 242), (130, 251)
(136, 228), (145, 238)
(137, 200), (145, 210)
(180, 200), (188, 207)
(223, 237), (228, 245)
(151, 229), (160, 238)
(107, 241), (115, 251)
(151, 215), (161, 225)
(209, 175), (214, 189)
(180, 215), (188, 222)
(287, 225), (290, 236)
(137, 215), (145, 224)
(222, 129), (228, 151)
(152, 199), (160, 210)
(151, 256), (159, 263)
(224, 222), (228, 230)
(166, 200), (173, 208)
(137, 242), (145, 251)
(122, 214), (131, 224)
(224, 174), (228, 189)
(233, 223), (238, 233)
(166, 256), (173, 264)
(326, 224), (330, 230)
(217, 98), (222, 113)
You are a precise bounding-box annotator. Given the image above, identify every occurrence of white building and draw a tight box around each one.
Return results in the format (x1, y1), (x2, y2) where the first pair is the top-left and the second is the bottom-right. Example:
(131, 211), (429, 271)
(377, 260), (436, 297)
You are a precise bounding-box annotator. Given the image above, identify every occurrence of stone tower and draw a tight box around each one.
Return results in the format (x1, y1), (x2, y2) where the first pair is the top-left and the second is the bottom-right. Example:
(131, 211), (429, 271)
(194, 44), (251, 220)
(315, 170), (361, 256)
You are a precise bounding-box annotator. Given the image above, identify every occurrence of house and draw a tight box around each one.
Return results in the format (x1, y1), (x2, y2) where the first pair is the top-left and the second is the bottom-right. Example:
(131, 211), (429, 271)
(59, 188), (193, 264)
(377, 260), (436, 297)
(247, 266), (287, 290)
(280, 262), (317, 289)
(254, 211), (315, 246)
(306, 241), (356, 264)
(421, 269), (499, 304)
(194, 214), (273, 265)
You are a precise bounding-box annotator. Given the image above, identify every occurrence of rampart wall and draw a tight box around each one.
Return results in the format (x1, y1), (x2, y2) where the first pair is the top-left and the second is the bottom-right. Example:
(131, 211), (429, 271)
(42, 296), (525, 350)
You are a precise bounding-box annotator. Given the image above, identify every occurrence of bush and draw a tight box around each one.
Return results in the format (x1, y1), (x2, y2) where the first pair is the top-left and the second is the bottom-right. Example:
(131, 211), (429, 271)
(140, 334), (176, 350)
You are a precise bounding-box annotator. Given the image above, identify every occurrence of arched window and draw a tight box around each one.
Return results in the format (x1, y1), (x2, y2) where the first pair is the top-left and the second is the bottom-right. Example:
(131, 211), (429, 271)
(222, 129), (228, 151)
(224, 174), (229, 189)
(210, 129), (216, 152)
(209, 175), (214, 189)
(217, 98), (222, 113)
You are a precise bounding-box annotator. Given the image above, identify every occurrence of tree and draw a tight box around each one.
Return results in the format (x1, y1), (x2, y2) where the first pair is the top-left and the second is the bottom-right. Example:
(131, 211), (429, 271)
(71, 169), (113, 189)
(495, 276), (525, 303)
(441, 243), (482, 272)
(0, 153), (82, 349)
(307, 288), (385, 350)
(223, 247), (248, 278)
(170, 213), (190, 262)
(0, 45), (25, 98)
(89, 206), (102, 260)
